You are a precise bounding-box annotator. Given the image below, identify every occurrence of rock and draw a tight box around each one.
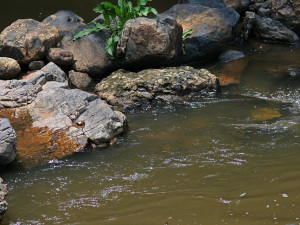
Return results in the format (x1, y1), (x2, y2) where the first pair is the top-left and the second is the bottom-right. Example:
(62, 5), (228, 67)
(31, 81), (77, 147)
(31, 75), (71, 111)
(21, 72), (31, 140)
(0, 118), (17, 166)
(117, 15), (182, 70)
(28, 61), (45, 71)
(242, 11), (256, 41)
(164, 2), (240, 64)
(43, 10), (84, 36)
(60, 25), (114, 78)
(257, 7), (272, 17)
(0, 19), (59, 64)
(251, 108), (282, 121)
(95, 66), (219, 111)
(287, 67), (300, 78)
(271, 0), (300, 34)
(0, 177), (8, 223)
(253, 15), (299, 43)
(68, 70), (95, 91)
(218, 50), (245, 62)
(0, 62), (66, 108)
(47, 48), (75, 67)
(0, 57), (21, 79)
(28, 82), (127, 145)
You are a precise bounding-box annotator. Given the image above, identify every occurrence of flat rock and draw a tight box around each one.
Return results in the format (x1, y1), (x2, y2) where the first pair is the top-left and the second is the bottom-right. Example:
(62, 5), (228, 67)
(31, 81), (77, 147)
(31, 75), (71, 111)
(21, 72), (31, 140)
(0, 57), (21, 79)
(219, 50), (245, 63)
(0, 19), (59, 64)
(95, 66), (220, 111)
(0, 118), (17, 166)
(0, 177), (8, 223)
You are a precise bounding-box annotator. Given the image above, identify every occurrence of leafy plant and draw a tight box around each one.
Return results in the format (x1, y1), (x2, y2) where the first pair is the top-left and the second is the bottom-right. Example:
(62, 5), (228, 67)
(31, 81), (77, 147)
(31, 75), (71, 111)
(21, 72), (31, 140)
(182, 28), (193, 55)
(72, 0), (158, 61)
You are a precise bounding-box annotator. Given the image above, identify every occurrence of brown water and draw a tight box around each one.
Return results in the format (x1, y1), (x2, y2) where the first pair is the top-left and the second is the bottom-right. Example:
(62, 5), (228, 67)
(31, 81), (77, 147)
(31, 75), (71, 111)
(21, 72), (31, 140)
(1, 2), (300, 225)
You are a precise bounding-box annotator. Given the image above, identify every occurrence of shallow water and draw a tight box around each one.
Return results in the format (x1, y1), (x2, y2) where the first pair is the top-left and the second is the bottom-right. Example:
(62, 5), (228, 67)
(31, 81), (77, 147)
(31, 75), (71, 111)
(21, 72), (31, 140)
(1, 2), (300, 225)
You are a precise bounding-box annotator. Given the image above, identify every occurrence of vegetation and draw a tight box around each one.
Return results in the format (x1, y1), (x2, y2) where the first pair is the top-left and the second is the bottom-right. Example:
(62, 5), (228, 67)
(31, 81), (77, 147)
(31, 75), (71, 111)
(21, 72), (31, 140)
(182, 28), (193, 55)
(72, 0), (158, 60)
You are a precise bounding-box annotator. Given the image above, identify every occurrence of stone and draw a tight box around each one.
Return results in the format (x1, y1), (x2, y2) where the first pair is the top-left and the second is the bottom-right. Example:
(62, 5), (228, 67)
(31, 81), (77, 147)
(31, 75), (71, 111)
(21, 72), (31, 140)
(95, 66), (219, 111)
(0, 62), (66, 108)
(117, 14), (182, 70)
(43, 10), (84, 36)
(219, 50), (245, 63)
(0, 118), (17, 166)
(242, 11), (256, 41)
(164, 2), (240, 64)
(288, 67), (300, 79)
(0, 177), (8, 223)
(0, 57), (21, 79)
(28, 61), (45, 71)
(68, 70), (95, 91)
(257, 7), (272, 17)
(47, 48), (75, 67)
(0, 19), (59, 64)
(28, 82), (127, 145)
(271, 0), (300, 34)
(251, 108), (282, 121)
(253, 15), (299, 43)
(60, 25), (114, 78)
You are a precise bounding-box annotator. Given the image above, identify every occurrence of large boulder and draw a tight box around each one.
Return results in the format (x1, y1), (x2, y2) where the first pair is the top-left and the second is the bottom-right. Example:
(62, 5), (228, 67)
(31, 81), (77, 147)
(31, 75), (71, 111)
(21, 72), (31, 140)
(0, 57), (21, 80)
(0, 118), (17, 166)
(117, 15), (183, 70)
(60, 25), (114, 78)
(253, 14), (299, 43)
(43, 10), (84, 36)
(271, 0), (300, 34)
(95, 66), (219, 111)
(164, 2), (240, 64)
(0, 178), (8, 223)
(0, 19), (59, 64)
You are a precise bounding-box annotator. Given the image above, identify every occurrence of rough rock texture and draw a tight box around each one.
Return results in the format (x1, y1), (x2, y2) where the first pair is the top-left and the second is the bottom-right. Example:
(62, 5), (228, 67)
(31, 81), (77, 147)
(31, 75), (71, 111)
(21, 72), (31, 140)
(95, 66), (219, 111)
(218, 50), (245, 63)
(28, 82), (127, 145)
(28, 61), (45, 71)
(271, 0), (300, 34)
(43, 10), (84, 36)
(242, 11), (256, 41)
(60, 25), (114, 78)
(117, 15), (182, 70)
(0, 62), (66, 108)
(164, 2), (240, 64)
(47, 48), (75, 68)
(0, 177), (8, 223)
(0, 57), (21, 79)
(68, 70), (95, 91)
(0, 118), (17, 166)
(0, 19), (59, 64)
(253, 15), (299, 43)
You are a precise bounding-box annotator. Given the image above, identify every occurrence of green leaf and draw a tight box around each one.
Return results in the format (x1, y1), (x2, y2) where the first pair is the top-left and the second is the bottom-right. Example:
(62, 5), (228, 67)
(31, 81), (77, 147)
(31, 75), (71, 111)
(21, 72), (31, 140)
(71, 26), (99, 42)
(182, 28), (193, 39)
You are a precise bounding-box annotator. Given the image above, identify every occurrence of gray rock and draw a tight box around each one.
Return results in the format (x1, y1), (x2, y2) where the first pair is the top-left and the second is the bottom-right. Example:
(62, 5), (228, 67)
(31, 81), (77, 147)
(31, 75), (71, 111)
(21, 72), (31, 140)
(0, 57), (21, 79)
(95, 66), (220, 111)
(43, 10), (84, 36)
(0, 177), (8, 223)
(0, 118), (17, 166)
(164, 2), (240, 64)
(47, 48), (75, 67)
(257, 7), (272, 17)
(68, 70), (95, 91)
(60, 25), (114, 78)
(0, 19), (59, 64)
(117, 15), (182, 70)
(0, 62), (66, 108)
(253, 15), (299, 43)
(287, 67), (300, 78)
(28, 82), (127, 145)
(242, 11), (256, 41)
(219, 50), (245, 62)
(28, 61), (45, 71)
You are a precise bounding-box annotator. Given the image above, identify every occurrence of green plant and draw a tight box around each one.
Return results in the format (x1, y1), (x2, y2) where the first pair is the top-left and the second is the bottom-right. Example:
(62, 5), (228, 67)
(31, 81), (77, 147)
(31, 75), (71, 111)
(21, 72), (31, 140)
(182, 28), (193, 55)
(72, 0), (158, 60)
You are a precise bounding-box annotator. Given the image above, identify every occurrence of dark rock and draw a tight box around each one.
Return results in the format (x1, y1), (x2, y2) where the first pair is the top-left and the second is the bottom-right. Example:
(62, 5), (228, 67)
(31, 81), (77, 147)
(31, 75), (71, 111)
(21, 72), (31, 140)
(253, 15), (299, 43)
(95, 66), (219, 111)
(60, 25), (114, 78)
(257, 7), (272, 17)
(0, 57), (21, 79)
(68, 70), (95, 91)
(47, 48), (75, 67)
(164, 2), (240, 64)
(242, 11), (256, 41)
(43, 10), (84, 36)
(287, 67), (300, 78)
(0, 177), (8, 223)
(117, 15), (182, 70)
(0, 19), (59, 64)
(0, 118), (17, 166)
(28, 61), (45, 71)
(219, 50), (245, 62)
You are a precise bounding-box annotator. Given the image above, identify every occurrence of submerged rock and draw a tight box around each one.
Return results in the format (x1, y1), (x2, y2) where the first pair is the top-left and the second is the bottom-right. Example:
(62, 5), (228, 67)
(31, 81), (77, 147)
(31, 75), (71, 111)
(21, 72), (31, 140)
(0, 178), (8, 223)
(95, 66), (219, 111)
(0, 118), (17, 166)
(0, 57), (21, 80)
(251, 108), (282, 121)
(218, 50), (245, 63)
(0, 19), (59, 64)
